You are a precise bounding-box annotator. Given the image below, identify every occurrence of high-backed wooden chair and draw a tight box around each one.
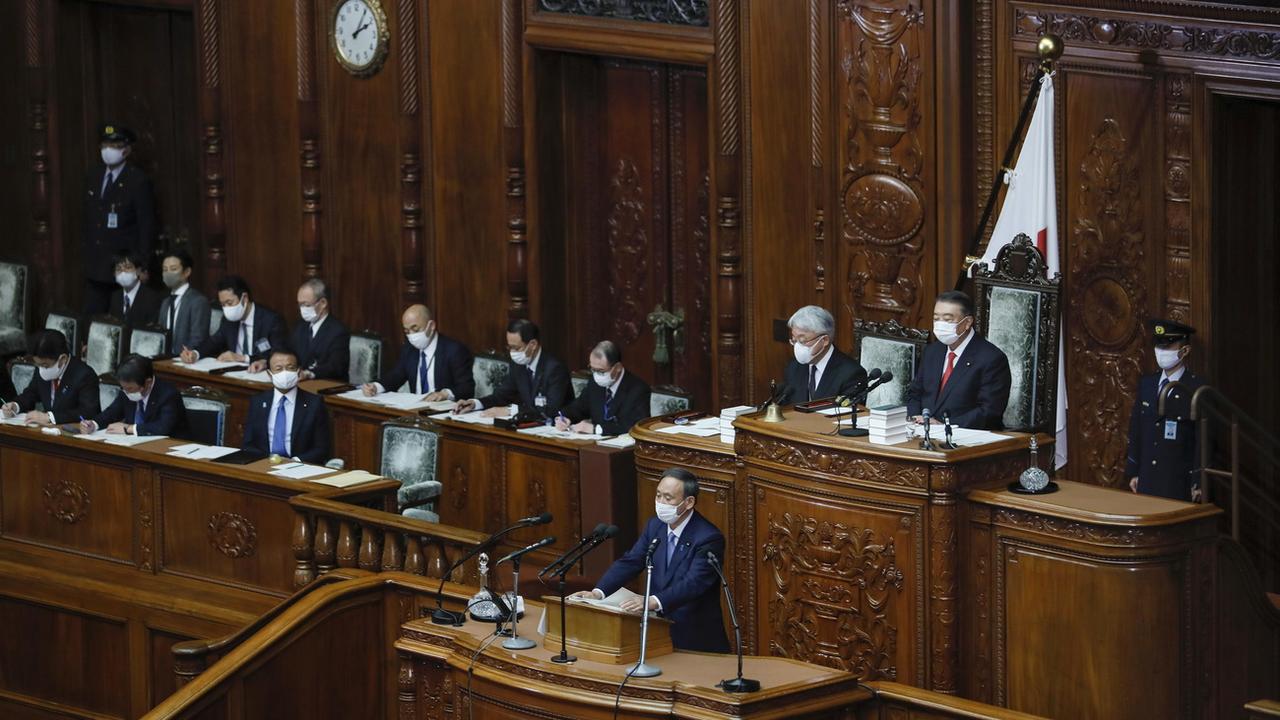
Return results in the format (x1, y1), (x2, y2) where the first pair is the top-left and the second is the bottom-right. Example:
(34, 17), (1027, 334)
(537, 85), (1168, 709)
(379, 415), (441, 523)
(45, 311), (80, 355)
(852, 318), (929, 408)
(972, 232), (1062, 433)
(471, 351), (510, 399)
(348, 331), (383, 385)
(180, 386), (231, 446)
(0, 261), (29, 358)
(570, 369), (590, 399)
(85, 317), (127, 377)
(650, 385), (692, 417)
(99, 377), (122, 415)
(129, 324), (170, 358)
(8, 358), (35, 398)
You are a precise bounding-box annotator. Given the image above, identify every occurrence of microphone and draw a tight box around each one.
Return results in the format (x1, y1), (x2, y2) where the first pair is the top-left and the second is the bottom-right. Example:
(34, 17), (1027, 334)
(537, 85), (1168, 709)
(539, 523), (607, 578)
(496, 535), (557, 565)
(864, 370), (893, 397)
(643, 537), (661, 563)
(540, 524), (618, 578)
(942, 411), (955, 449)
(430, 512), (554, 625)
(921, 408), (935, 450)
(706, 551), (759, 693)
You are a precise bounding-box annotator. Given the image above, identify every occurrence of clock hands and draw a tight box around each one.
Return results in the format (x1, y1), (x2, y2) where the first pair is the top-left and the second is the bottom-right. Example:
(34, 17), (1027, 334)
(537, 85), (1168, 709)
(352, 9), (370, 38)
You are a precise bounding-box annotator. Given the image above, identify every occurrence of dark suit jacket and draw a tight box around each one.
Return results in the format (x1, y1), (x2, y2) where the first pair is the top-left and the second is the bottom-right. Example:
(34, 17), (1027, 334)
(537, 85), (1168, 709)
(160, 287), (212, 353)
(778, 347), (869, 404)
(242, 388), (331, 464)
(108, 284), (164, 329)
(196, 303), (289, 363)
(597, 512), (730, 653)
(562, 370), (651, 435)
(13, 357), (101, 421)
(478, 351), (572, 417)
(382, 335), (475, 397)
(906, 333), (1012, 430)
(83, 164), (156, 283)
(92, 378), (186, 436)
(292, 315), (351, 382)
(1125, 371), (1205, 502)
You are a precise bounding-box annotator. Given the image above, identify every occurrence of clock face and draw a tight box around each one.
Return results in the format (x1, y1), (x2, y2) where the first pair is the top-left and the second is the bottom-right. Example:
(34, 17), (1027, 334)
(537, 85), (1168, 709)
(332, 0), (387, 75)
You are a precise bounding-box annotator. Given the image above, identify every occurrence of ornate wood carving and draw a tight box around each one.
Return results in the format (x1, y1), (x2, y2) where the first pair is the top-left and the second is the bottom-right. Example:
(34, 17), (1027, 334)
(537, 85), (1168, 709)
(136, 481), (154, 571)
(503, 0), (528, 321)
(606, 158), (650, 346)
(1014, 8), (1280, 61)
(449, 463), (469, 513)
(207, 511), (257, 558)
(761, 511), (904, 678)
(970, 522), (993, 702)
(24, 0), (54, 309)
(535, 0), (709, 27)
(928, 501), (957, 693)
(292, 512), (315, 588)
(1164, 73), (1192, 324)
(197, 0), (227, 278)
(397, 653), (416, 720)
(974, 0), (995, 247)
(692, 173), (712, 358)
(737, 432), (927, 489)
(297, 0), (322, 279)
(837, 1), (927, 321)
(1069, 118), (1146, 487)
(399, 0), (426, 304)
(992, 507), (1196, 547)
(43, 479), (89, 524)
(635, 440), (737, 472)
(712, 0), (743, 407)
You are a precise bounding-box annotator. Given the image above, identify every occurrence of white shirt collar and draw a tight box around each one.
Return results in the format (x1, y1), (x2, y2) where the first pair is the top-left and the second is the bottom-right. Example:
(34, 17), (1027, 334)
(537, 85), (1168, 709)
(608, 367), (625, 393)
(812, 343), (833, 375)
(310, 313), (328, 334)
(272, 387), (298, 405)
(242, 303), (256, 327)
(668, 510), (694, 539)
(422, 332), (438, 358)
(1161, 365), (1187, 384)
(948, 328), (977, 359)
(171, 282), (190, 299)
(527, 349), (541, 376)
(123, 283), (140, 304)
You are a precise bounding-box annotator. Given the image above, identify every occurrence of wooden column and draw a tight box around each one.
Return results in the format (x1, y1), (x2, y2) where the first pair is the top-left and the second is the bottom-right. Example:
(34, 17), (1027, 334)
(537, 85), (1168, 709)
(24, 0), (57, 318)
(196, 0), (227, 280)
(712, 0), (745, 407)
(502, 0), (529, 321)
(398, 0), (427, 305)
(297, 0), (322, 280)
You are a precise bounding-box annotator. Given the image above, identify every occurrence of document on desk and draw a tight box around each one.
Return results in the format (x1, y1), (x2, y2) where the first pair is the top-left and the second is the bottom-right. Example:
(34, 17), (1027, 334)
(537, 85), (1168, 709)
(268, 462), (336, 480)
(173, 358), (244, 373)
(816, 406), (854, 416)
(1, 413), (30, 425)
(222, 370), (270, 383)
(945, 428), (1012, 447)
(446, 412), (496, 425)
(655, 424), (720, 437)
(598, 433), (636, 448)
(570, 587), (657, 617)
(69, 429), (111, 441)
(167, 443), (243, 460)
(309, 469), (381, 488)
(517, 425), (606, 440)
(102, 434), (168, 447)
(332, 389), (441, 412)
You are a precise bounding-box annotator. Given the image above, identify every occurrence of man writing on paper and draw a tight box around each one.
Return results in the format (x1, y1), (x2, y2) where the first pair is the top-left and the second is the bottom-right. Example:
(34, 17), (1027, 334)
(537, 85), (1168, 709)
(906, 290), (1012, 430)
(80, 354), (186, 437)
(572, 468), (729, 653)
(1, 330), (101, 426)
(179, 275), (288, 370)
(453, 319), (572, 419)
(291, 278), (350, 381)
(362, 304), (474, 400)
(555, 340), (650, 436)
(242, 347), (332, 463)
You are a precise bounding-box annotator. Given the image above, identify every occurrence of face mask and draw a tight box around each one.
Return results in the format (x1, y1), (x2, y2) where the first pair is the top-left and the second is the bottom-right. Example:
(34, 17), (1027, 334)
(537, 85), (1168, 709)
(271, 370), (299, 392)
(222, 298), (246, 322)
(793, 336), (824, 365)
(407, 330), (431, 350)
(38, 357), (66, 382)
(510, 348), (531, 366)
(115, 271), (138, 289)
(162, 271), (184, 289)
(125, 390), (144, 402)
(1154, 347), (1183, 371)
(655, 499), (684, 525)
(593, 370), (614, 387)
(299, 305), (318, 323)
(933, 320), (962, 346)
(101, 147), (125, 167)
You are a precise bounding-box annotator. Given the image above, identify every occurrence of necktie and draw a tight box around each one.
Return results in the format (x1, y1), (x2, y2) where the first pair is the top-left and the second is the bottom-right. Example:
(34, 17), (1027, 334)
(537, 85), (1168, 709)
(240, 324), (250, 356)
(418, 350), (430, 393)
(123, 293), (131, 315)
(271, 397), (288, 456)
(604, 387), (615, 421)
(167, 294), (178, 329)
(667, 531), (677, 565)
(808, 365), (817, 401)
(101, 170), (112, 197)
(134, 399), (145, 428)
(51, 378), (60, 401)
(939, 351), (957, 393)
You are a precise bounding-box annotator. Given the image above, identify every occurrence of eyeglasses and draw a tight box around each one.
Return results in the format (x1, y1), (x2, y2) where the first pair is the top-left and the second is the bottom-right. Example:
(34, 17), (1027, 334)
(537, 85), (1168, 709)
(788, 334), (827, 347)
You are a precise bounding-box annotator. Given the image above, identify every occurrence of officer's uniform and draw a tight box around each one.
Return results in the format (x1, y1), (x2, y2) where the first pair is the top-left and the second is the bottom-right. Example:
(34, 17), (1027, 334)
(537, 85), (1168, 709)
(1125, 320), (1204, 502)
(83, 124), (156, 315)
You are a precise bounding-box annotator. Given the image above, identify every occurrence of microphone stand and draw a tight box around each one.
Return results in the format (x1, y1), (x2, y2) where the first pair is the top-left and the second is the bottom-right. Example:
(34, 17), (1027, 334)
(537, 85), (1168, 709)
(629, 540), (662, 678)
(942, 412), (956, 449)
(920, 410), (936, 451)
(708, 552), (759, 693)
(501, 555), (536, 650)
(431, 514), (551, 626)
(546, 526), (617, 664)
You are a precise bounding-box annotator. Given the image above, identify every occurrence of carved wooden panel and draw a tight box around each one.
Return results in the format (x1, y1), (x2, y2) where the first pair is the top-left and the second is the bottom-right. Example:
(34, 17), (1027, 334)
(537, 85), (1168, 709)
(435, 433), (493, 534)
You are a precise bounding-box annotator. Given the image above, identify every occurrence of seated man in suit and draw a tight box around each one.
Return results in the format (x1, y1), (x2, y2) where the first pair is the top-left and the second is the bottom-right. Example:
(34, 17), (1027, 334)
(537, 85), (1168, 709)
(1, 329), (101, 426)
(107, 251), (163, 328)
(362, 304), (474, 400)
(242, 347), (331, 463)
(159, 248), (212, 353)
(79, 354), (185, 436)
(778, 305), (868, 404)
(453, 319), (572, 419)
(555, 340), (650, 435)
(179, 275), (288, 367)
(906, 290), (1012, 430)
(291, 278), (350, 381)
(573, 468), (730, 653)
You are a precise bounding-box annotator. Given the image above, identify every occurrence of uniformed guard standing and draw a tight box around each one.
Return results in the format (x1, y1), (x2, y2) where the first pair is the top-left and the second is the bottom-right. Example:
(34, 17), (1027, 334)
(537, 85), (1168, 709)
(83, 124), (156, 316)
(1126, 319), (1205, 502)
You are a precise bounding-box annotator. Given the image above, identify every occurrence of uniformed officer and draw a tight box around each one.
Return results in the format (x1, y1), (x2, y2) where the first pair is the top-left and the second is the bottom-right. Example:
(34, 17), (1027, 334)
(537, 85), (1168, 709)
(83, 124), (156, 316)
(1126, 319), (1205, 502)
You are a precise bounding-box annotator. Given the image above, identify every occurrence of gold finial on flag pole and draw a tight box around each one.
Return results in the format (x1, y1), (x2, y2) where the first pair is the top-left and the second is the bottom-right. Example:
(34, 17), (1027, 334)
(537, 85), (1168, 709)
(1037, 34), (1064, 70)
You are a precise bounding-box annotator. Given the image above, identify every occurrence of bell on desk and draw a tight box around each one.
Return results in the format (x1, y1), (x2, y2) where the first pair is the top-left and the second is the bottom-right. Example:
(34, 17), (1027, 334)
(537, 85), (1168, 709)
(1010, 435), (1057, 494)
(469, 552), (506, 622)
(762, 402), (785, 423)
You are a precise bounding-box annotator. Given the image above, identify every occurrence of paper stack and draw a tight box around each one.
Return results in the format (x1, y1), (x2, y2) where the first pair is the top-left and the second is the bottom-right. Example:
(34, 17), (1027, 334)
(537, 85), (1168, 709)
(868, 405), (909, 445)
(719, 405), (754, 445)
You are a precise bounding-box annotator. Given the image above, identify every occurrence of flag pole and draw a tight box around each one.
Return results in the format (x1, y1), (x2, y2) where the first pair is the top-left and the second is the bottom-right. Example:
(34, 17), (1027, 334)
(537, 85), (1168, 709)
(954, 34), (1065, 291)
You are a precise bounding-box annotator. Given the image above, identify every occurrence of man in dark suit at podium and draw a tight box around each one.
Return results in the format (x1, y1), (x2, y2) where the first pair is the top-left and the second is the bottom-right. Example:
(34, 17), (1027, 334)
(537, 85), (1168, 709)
(453, 319), (572, 419)
(555, 340), (650, 435)
(575, 468), (730, 653)
(242, 347), (331, 463)
(363, 304), (474, 400)
(778, 305), (868, 404)
(906, 290), (1012, 430)
(1126, 319), (1206, 502)
(291, 278), (350, 382)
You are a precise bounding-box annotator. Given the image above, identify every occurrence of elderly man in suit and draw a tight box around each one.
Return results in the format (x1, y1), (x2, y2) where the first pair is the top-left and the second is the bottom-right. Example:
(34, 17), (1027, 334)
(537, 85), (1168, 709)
(242, 347), (331, 463)
(158, 249), (211, 354)
(107, 251), (163, 329)
(555, 340), (650, 435)
(83, 124), (156, 316)
(363, 304), (474, 400)
(778, 305), (868, 405)
(453, 319), (572, 419)
(80, 354), (185, 437)
(906, 290), (1012, 430)
(574, 468), (730, 653)
(291, 278), (350, 382)
(1, 330), (101, 426)
(179, 275), (288, 368)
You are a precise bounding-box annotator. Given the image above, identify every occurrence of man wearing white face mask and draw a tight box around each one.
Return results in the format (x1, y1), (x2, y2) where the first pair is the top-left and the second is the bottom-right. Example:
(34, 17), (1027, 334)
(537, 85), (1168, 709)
(290, 278), (350, 381)
(1, 330), (100, 426)
(1125, 319), (1205, 502)
(555, 340), (650, 435)
(180, 275), (288, 368)
(242, 348), (332, 463)
(906, 290), (1012, 430)
(106, 251), (163, 328)
(83, 124), (155, 316)
(453, 319), (572, 418)
(80, 354), (185, 437)
(363, 304), (474, 400)
(778, 305), (868, 404)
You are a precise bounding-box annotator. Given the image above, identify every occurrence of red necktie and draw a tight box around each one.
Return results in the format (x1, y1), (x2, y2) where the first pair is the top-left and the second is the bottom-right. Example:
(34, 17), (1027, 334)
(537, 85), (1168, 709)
(939, 352), (956, 393)
(51, 378), (60, 401)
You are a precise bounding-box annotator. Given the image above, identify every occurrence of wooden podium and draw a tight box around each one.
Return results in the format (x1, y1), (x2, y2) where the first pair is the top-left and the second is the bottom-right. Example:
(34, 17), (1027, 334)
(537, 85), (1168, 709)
(542, 595), (673, 664)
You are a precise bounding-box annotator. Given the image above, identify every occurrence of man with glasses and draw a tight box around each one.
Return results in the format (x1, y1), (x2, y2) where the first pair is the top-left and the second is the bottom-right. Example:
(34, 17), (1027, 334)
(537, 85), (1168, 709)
(906, 290), (1011, 430)
(453, 319), (572, 419)
(555, 340), (650, 435)
(778, 305), (867, 404)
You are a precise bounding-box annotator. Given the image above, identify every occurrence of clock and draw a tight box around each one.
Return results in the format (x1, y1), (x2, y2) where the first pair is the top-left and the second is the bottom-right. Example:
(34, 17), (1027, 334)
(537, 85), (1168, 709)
(330, 0), (389, 77)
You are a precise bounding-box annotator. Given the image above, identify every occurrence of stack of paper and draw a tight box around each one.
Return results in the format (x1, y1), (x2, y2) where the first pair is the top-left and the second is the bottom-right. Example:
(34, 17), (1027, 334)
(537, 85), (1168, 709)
(1, 413), (29, 426)
(167, 443), (242, 460)
(655, 417), (720, 438)
(517, 425), (606, 440)
(719, 405), (754, 445)
(332, 389), (444, 412)
(103, 434), (168, 447)
(309, 469), (382, 488)
(268, 462), (336, 480)
(174, 358), (244, 373)
(598, 433), (635, 449)
(222, 369), (270, 383)
(446, 411), (496, 425)
(945, 427), (1010, 447)
(868, 405), (909, 445)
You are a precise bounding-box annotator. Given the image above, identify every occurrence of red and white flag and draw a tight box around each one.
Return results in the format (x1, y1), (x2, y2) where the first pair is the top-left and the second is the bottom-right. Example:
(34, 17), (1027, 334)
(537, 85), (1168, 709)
(979, 73), (1068, 469)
